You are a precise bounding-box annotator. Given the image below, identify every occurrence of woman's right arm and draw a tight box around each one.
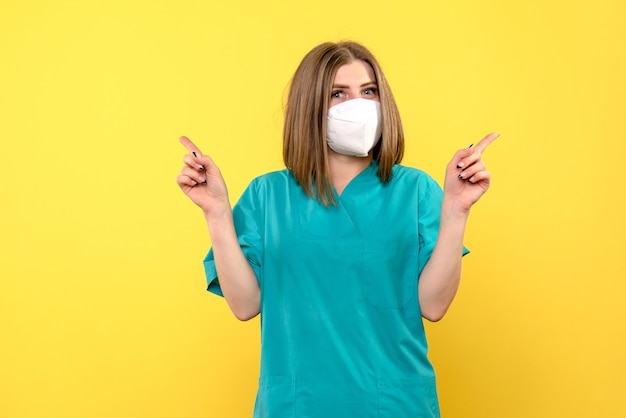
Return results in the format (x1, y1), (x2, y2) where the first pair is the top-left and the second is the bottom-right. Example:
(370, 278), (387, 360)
(176, 136), (260, 321)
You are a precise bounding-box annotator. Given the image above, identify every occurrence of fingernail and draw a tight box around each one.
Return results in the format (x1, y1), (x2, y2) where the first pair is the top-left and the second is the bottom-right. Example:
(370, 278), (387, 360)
(199, 177), (206, 183)
(468, 176), (475, 183)
(458, 173), (464, 179)
(192, 151), (197, 157)
(468, 144), (474, 149)
(197, 164), (205, 170)
(456, 163), (464, 169)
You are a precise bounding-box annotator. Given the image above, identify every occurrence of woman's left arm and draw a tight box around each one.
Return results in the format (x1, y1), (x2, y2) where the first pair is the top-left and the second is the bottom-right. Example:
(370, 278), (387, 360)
(418, 133), (499, 322)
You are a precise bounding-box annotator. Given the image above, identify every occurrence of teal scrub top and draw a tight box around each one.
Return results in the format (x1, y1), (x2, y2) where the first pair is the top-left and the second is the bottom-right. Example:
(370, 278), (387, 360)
(204, 161), (469, 418)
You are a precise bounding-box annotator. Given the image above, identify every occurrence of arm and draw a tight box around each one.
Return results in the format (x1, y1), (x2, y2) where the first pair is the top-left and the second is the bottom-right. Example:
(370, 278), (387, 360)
(418, 133), (499, 322)
(177, 136), (260, 321)
(204, 210), (260, 321)
(417, 197), (468, 322)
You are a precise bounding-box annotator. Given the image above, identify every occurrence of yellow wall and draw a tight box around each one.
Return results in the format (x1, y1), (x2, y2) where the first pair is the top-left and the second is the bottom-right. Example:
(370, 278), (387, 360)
(1, 1), (624, 417)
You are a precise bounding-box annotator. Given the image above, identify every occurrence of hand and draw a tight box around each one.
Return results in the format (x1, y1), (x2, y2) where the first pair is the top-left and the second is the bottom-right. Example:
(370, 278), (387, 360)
(443, 132), (499, 212)
(176, 136), (230, 217)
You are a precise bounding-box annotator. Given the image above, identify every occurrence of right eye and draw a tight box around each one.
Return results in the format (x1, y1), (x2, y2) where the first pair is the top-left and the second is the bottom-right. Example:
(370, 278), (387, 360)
(331, 90), (343, 99)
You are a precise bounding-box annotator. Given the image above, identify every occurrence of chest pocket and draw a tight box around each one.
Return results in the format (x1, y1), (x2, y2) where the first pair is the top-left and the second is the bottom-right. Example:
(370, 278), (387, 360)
(361, 242), (419, 309)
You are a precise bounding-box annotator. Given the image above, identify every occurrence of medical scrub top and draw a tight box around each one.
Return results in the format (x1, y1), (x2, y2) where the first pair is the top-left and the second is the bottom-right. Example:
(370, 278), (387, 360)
(204, 161), (469, 418)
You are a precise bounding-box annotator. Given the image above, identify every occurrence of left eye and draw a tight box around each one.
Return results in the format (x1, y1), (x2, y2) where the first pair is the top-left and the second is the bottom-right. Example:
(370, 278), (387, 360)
(363, 88), (377, 95)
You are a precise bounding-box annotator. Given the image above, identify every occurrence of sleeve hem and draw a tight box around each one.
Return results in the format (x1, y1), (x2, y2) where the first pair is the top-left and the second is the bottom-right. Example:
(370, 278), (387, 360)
(204, 258), (224, 297)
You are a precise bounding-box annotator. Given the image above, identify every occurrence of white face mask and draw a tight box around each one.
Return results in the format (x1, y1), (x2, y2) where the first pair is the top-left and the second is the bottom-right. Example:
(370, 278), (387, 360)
(326, 98), (382, 157)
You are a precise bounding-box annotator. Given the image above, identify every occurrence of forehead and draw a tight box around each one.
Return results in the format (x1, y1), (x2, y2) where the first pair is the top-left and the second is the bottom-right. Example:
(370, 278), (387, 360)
(333, 60), (376, 84)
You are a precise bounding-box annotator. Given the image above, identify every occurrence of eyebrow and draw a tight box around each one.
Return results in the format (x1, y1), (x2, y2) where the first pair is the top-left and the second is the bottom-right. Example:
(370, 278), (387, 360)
(331, 81), (378, 88)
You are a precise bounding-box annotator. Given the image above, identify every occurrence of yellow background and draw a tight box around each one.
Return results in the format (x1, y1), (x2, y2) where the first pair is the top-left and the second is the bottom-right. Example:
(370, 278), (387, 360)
(1, 0), (625, 417)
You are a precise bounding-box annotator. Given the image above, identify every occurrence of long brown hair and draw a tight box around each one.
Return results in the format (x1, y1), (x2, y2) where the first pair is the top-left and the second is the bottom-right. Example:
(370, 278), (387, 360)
(283, 41), (405, 206)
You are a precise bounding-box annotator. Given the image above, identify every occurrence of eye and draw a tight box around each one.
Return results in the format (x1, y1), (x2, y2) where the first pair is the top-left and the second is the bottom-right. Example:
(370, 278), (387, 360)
(363, 87), (378, 96)
(331, 90), (343, 99)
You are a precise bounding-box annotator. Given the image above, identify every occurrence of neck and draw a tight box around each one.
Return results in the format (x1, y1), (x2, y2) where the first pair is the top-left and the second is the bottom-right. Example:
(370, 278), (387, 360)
(328, 150), (373, 196)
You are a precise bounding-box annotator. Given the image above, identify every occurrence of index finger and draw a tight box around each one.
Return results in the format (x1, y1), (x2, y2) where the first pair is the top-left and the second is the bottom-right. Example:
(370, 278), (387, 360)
(179, 136), (203, 157)
(473, 132), (500, 154)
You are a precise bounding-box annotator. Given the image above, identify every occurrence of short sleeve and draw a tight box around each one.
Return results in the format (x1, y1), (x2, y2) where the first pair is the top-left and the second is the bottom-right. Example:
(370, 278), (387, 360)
(203, 179), (264, 296)
(417, 175), (470, 277)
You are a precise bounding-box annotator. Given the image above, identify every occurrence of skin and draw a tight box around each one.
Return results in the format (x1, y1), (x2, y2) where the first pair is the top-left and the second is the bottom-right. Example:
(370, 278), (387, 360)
(326, 61), (380, 196)
(177, 139), (260, 320)
(176, 59), (498, 321)
(417, 133), (498, 321)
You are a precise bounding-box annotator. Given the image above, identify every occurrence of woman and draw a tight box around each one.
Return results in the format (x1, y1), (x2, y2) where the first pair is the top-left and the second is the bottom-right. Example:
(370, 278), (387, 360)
(177, 41), (497, 417)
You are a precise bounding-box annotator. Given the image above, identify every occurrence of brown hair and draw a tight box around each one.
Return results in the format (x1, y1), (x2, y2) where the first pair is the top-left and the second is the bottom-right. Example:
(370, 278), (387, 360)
(283, 41), (405, 206)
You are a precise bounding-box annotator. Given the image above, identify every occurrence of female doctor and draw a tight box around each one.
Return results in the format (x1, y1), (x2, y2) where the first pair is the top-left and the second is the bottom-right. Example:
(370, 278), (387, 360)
(177, 41), (498, 417)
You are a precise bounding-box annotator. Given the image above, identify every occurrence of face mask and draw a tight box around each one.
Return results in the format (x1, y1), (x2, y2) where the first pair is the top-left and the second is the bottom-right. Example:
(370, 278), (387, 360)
(326, 98), (382, 157)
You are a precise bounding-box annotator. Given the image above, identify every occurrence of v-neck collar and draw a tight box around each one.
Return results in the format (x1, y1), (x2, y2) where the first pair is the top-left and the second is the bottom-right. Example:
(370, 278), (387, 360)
(333, 160), (378, 199)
